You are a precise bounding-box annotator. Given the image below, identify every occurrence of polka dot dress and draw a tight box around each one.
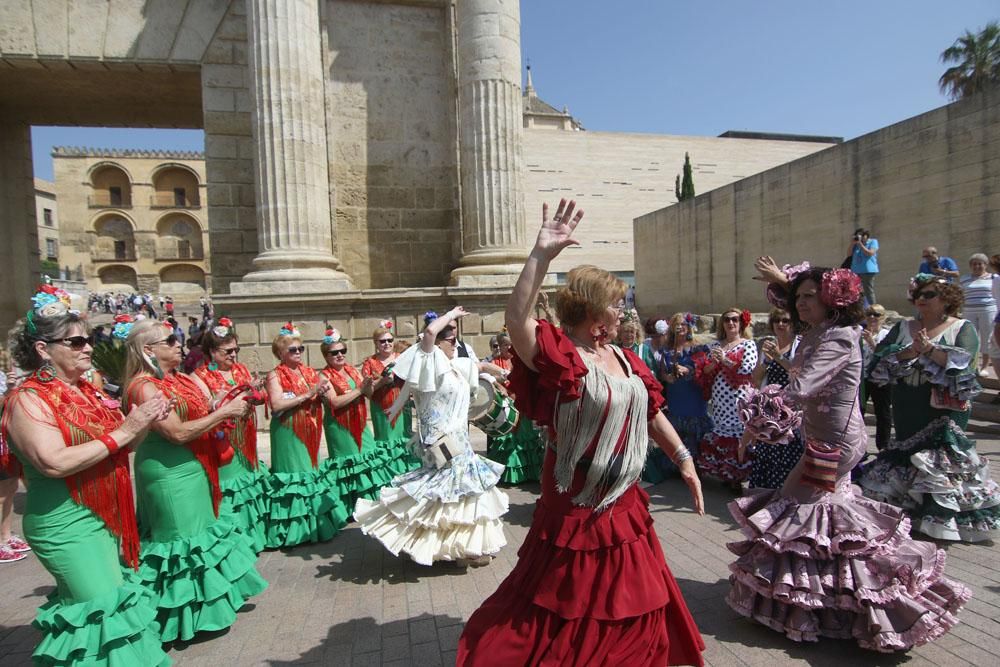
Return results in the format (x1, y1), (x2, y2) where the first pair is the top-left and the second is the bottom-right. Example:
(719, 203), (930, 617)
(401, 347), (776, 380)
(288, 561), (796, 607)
(709, 340), (757, 438)
(749, 341), (805, 489)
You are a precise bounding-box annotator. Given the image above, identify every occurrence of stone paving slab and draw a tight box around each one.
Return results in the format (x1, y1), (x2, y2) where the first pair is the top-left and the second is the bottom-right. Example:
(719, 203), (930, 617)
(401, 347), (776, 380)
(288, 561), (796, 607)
(2, 428), (999, 666)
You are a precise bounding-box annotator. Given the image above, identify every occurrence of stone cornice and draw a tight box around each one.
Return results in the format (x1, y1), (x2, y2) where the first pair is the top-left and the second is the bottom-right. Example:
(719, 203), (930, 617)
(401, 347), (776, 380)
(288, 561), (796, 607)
(51, 146), (205, 159)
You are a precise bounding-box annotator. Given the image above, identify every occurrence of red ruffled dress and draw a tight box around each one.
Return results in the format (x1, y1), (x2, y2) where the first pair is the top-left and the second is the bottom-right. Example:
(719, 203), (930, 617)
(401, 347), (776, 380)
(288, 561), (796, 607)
(457, 321), (705, 666)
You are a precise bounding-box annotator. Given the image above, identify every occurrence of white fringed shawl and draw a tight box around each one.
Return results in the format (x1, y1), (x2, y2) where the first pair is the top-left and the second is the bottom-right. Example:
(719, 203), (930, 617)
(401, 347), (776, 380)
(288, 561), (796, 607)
(553, 346), (650, 510)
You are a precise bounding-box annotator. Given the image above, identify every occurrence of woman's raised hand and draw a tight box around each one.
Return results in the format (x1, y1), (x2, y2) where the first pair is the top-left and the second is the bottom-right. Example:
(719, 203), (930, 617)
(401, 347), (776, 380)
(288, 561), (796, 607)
(753, 256), (787, 285)
(446, 306), (470, 321)
(534, 199), (584, 260)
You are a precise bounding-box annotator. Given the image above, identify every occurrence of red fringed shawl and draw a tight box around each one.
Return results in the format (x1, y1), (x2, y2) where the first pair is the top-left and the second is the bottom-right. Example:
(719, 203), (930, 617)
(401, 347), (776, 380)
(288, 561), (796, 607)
(195, 362), (259, 469)
(362, 355), (400, 425)
(128, 373), (225, 517)
(1, 377), (141, 570)
(274, 364), (323, 467)
(694, 345), (753, 400)
(322, 365), (367, 451)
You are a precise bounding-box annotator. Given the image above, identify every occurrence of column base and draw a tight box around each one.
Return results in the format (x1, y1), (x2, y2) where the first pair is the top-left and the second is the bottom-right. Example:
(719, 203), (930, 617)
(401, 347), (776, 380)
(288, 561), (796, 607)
(233, 248), (354, 294)
(449, 247), (528, 287)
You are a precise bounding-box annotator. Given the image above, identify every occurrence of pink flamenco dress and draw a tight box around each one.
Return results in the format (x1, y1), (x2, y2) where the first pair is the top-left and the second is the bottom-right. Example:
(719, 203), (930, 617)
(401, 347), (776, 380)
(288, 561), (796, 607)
(727, 324), (971, 651)
(457, 320), (705, 667)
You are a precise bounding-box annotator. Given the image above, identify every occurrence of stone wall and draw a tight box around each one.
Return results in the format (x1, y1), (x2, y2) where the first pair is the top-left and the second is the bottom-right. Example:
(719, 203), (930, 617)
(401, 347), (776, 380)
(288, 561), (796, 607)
(634, 88), (1000, 315)
(524, 130), (835, 277)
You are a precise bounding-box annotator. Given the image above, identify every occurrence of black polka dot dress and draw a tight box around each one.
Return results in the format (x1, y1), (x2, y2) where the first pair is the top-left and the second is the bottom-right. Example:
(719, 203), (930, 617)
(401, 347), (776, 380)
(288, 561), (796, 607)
(748, 340), (805, 490)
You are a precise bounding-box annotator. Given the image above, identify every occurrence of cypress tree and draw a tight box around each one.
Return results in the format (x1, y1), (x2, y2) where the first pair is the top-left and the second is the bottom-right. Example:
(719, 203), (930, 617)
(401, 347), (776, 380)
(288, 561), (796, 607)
(681, 152), (695, 200)
(675, 174), (682, 202)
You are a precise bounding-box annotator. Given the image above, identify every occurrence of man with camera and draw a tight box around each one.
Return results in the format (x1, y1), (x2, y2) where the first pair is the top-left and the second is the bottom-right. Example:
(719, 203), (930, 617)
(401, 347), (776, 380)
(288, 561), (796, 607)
(849, 228), (879, 306)
(918, 246), (960, 282)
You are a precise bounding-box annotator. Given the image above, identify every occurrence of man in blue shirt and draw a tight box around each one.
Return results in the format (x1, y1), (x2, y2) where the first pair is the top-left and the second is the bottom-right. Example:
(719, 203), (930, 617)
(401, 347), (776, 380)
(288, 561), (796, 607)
(849, 228), (879, 306)
(918, 246), (960, 282)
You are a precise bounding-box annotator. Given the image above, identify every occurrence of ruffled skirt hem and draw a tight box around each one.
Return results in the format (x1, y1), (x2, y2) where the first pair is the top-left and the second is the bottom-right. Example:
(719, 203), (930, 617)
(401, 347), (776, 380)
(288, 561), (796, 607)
(32, 577), (170, 667)
(220, 465), (271, 553)
(266, 469), (349, 548)
(321, 445), (398, 508)
(137, 516), (268, 643)
(486, 420), (545, 485)
(696, 434), (751, 483)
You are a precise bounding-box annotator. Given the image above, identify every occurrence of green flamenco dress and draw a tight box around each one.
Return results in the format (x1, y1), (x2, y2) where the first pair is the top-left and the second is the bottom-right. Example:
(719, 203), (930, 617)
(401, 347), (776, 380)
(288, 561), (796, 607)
(320, 368), (397, 509)
(131, 375), (268, 642)
(363, 355), (421, 475)
(486, 417), (545, 485)
(20, 460), (170, 666)
(194, 363), (272, 553)
(266, 364), (349, 548)
(858, 319), (1000, 541)
(3, 374), (170, 666)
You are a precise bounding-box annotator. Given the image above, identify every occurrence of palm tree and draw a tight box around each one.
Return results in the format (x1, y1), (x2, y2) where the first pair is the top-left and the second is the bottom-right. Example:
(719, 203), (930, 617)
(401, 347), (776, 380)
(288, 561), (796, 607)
(939, 22), (1000, 101)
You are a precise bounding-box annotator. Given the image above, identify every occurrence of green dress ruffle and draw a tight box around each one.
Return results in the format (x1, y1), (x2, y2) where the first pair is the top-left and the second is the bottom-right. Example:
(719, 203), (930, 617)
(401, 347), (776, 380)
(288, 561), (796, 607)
(369, 400), (421, 476)
(218, 456), (271, 554)
(16, 455), (170, 666)
(134, 433), (268, 642)
(486, 417), (545, 485)
(322, 398), (397, 509)
(266, 416), (349, 548)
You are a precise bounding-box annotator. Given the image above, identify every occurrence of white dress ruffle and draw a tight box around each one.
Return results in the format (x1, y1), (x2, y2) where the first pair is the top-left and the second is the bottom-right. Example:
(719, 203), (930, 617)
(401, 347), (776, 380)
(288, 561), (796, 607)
(355, 344), (509, 565)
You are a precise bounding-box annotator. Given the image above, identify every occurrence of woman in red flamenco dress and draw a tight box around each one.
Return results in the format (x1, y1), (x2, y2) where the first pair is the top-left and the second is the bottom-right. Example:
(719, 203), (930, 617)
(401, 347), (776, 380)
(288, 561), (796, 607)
(458, 199), (706, 666)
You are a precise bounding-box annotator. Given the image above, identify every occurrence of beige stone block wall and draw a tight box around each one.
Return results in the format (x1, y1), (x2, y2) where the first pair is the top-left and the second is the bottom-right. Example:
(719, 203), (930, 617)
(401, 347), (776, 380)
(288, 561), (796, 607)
(523, 130), (836, 276)
(326, 0), (459, 290)
(634, 89), (1000, 316)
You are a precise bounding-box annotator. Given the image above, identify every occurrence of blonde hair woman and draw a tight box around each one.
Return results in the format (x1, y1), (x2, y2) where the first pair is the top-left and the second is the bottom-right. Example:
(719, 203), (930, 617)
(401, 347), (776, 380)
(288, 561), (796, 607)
(123, 318), (267, 641)
(360, 321), (419, 474)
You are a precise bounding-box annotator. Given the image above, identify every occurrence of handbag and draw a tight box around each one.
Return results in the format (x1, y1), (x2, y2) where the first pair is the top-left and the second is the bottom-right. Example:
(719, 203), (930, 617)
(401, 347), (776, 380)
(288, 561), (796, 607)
(424, 433), (461, 469)
(930, 386), (969, 412)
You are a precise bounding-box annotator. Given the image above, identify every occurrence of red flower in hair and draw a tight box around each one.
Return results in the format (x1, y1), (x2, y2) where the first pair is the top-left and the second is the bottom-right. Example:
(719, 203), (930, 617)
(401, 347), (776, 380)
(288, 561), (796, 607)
(114, 314), (134, 323)
(820, 269), (862, 308)
(740, 310), (752, 330)
(39, 284), (58, 294)
(218, 317), (233, 327)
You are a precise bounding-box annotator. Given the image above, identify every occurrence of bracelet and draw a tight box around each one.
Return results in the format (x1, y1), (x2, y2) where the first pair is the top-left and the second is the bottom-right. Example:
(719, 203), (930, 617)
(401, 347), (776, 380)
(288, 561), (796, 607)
(671, 446), (692, 465)
(98, 434), (119, 454)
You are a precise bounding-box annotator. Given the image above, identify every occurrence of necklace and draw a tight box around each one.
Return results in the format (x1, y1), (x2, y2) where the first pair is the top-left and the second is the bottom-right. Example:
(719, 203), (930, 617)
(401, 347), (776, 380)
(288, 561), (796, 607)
(564, 329), (600, 355)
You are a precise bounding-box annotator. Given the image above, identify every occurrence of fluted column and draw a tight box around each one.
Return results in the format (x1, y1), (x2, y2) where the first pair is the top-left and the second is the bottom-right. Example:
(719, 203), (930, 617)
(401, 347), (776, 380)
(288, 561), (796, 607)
(234, 0), (351, 294)
(450, 0), (528, 287)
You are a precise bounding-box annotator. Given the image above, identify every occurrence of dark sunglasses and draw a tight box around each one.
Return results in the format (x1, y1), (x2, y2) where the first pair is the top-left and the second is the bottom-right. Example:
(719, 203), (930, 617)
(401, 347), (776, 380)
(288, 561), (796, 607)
(219, 347), (240, 356)
(866, 312), (881, 318)
(773, 318), (792, 324)
(286, 345), (306, 354)
(914, 290), (939, 300)
(46, 335), (93, 351)
(377, 338), (394, 344)
(722, 316), (741, 323)
(325, 348), (348, 356)
(153, 334), (179, 347)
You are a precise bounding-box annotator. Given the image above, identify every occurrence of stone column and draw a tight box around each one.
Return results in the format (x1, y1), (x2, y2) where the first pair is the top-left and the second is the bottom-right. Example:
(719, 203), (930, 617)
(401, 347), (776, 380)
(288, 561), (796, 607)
(0, 122), (39, 332)
(234, 0), (352, 294)
(450, 0), (528, 287)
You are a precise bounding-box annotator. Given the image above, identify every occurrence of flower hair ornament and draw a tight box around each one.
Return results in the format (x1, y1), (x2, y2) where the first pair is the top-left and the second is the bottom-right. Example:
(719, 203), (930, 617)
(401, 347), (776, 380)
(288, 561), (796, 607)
(423, 311), (439, 327)
(621, 308), (640, 325)
(279, 321), (300, 337)
(379, 319), (393, 331)
(212, 317), (234, 338)
(819, 268), (862, 308)
(323, 327), (342, 345)
(653, 319), (669, 336)
(26, 281), (77, 334)
(908, 273), (947, 300)
(684, 313), (698, 340)
(111, 314), (136, 340)
(765, 261), (811, 309)
(739, 310), (752, 331)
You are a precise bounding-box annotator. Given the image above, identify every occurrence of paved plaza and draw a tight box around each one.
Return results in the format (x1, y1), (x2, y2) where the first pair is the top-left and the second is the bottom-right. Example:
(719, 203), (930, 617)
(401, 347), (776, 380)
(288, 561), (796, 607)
(2, 428), (999, 666)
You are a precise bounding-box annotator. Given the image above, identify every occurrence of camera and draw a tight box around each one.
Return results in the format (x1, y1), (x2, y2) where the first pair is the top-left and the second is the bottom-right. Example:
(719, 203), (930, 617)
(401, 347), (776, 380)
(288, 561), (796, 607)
(853, 234), (861, 242)
(381, 362), (396, 378)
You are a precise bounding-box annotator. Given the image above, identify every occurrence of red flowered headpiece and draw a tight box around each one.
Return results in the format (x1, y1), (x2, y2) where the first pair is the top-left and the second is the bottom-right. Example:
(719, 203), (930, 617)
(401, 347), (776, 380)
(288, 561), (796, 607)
(820, 268), (862, 308)
(379, 319), (393, 330)
(212, 316), (234, 338)
(740, 309), (752, 330)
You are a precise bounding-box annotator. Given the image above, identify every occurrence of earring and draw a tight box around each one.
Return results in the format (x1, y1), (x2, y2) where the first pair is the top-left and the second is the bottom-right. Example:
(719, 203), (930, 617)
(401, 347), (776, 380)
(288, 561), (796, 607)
(35, 360), (56, 383)
(208, 361), (219, 371)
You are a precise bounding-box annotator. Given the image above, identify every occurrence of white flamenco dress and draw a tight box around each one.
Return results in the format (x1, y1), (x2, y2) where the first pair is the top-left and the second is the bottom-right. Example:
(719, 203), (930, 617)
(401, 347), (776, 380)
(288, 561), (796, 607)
(353, 344), (509, 565)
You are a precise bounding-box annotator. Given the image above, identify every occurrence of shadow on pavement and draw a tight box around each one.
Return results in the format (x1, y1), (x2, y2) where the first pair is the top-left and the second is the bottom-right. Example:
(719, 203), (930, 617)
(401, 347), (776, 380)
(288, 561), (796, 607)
(265, 611), (463, 666)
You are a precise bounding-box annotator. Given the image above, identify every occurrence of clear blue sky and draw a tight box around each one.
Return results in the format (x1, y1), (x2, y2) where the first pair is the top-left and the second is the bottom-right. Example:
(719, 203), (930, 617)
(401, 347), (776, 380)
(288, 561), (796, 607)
(31, 1), (998, 180)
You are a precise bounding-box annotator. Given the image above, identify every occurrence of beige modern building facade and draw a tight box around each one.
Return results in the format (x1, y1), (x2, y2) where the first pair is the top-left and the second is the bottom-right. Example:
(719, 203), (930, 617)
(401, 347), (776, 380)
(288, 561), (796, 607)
(52, 148), (209, 296)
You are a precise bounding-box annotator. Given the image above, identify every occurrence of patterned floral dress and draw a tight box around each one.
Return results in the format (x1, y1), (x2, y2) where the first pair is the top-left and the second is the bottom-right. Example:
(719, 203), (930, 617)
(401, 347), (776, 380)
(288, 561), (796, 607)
(858, 319), (1000, 541)
(696, 338), (757, 483)
(748, 339), (805, 489)
(354, 345), (509, 565)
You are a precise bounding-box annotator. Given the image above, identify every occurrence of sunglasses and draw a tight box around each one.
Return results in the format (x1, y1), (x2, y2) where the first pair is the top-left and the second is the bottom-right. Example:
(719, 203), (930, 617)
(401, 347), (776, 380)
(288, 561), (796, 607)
(286, 345), (306, 354)
(866, 312), (881, 318)
(46, 335), (93, 351)
(152, 334), (179, 347)
(325, 348), (347, 356)
(377, 338), (394, 344)
(773, 318), (792, 324)
(219, 347), (240, 356)
(722, 316), (741, 323)
(913, 290), (939, 300)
